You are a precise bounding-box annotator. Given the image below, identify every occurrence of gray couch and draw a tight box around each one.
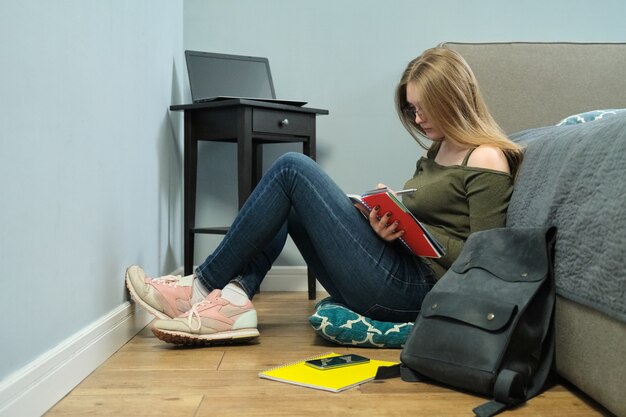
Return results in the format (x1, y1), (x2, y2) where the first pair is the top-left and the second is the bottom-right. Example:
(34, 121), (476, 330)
(443, 42), (626, 417)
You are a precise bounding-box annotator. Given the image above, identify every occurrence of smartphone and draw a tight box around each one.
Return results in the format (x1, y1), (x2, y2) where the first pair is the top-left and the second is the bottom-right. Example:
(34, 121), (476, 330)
(304, 354), (370, 370)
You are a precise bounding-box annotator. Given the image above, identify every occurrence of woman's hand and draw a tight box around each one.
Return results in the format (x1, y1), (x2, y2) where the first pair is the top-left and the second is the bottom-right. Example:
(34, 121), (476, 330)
(369, 205), (405, 242)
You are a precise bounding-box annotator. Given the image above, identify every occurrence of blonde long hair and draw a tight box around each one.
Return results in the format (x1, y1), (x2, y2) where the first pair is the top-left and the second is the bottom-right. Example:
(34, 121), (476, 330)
(395, 47), (523, 174)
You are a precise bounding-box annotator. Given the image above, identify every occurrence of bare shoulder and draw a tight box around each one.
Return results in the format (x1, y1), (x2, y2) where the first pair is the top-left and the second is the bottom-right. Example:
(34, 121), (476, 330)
(466, 145), (510, 174)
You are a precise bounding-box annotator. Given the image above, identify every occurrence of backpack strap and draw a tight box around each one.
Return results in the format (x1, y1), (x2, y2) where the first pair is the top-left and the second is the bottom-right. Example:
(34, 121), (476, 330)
(473, 369), (526, 416)
(494, 369), (527, 403)
(374, 363), (426, 382)
(374, 363), (401, 380)
(400, 364), (424, 382)
(473, 400), (508, 417)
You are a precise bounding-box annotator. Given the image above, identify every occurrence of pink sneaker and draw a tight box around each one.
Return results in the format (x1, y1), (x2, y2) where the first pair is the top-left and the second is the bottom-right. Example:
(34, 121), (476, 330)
(151, 289), (259, 345)
(125, 265), (198, 319)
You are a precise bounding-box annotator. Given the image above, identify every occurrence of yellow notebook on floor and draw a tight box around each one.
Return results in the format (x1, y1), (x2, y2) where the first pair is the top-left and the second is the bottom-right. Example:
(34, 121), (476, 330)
(258, 352), (398, 392)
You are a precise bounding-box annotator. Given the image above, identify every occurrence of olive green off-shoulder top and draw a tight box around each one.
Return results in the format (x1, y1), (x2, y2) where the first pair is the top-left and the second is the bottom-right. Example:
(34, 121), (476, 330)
(402, 147), (513, 279)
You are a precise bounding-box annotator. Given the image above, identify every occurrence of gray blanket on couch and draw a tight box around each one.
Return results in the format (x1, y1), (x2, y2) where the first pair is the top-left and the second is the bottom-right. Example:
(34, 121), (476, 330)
(507, 113), (626, 323)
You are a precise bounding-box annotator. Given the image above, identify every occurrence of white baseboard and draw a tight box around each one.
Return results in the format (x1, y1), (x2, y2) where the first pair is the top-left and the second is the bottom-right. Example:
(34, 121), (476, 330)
(260, 265), (319, 292)
(0, 302), (152, 417)
(172, 265), (322, 293)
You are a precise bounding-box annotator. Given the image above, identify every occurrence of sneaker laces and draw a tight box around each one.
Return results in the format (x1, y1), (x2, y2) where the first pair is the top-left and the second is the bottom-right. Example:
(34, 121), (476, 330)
(185, 293), (227, 331)
(150, 275), (182, 287)
(186, 300), (206, 331)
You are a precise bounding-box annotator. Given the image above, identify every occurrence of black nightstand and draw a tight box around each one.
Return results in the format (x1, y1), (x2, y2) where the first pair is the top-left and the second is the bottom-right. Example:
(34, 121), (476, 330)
(170, 99), (329, 299)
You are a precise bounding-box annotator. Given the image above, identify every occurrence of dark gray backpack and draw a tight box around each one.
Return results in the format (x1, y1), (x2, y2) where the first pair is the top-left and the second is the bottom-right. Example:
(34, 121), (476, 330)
(377, 227), (557, 417)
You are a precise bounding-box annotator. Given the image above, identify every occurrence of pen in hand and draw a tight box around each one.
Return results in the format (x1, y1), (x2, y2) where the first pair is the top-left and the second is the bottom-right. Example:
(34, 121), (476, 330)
(395, 188), (417, 196)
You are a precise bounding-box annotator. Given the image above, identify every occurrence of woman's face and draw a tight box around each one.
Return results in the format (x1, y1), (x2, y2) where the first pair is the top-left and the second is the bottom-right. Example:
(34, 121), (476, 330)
(406, 83), (445, 141)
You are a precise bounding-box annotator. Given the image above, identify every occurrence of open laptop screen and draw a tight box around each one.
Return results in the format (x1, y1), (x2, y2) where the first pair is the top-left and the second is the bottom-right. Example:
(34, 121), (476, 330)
(185, 51), (276, 102)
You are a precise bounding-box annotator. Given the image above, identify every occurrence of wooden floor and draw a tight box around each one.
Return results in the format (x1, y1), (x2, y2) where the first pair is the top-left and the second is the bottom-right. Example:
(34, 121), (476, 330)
(46, 292), (611, 417)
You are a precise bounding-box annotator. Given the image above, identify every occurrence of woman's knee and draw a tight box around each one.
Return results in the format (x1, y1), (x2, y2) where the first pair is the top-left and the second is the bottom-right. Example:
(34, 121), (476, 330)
(274, 152), (315, 169)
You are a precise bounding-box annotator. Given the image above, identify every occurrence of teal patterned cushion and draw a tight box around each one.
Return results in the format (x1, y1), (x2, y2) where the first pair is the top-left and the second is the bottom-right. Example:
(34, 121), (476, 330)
(308, 298), (413, 348)
(556, 109), (626, 126)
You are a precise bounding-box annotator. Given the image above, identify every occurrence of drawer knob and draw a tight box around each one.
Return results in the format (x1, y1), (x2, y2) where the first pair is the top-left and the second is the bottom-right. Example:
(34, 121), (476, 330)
(279, 118), (289, 128)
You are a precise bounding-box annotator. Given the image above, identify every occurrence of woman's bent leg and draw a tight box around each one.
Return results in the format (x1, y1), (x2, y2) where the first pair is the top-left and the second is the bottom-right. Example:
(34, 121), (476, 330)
(194, 153), (315, 294)
(195, 152), (435, 322)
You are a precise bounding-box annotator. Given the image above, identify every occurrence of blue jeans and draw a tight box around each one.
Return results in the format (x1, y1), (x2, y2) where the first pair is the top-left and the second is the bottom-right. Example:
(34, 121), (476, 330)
(195, 152), (435, 322)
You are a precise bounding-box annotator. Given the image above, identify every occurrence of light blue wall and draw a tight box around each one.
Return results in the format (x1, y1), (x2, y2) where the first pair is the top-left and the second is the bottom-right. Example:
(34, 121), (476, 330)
(0, 0), (183, 380)
(183, 0), (626, 266)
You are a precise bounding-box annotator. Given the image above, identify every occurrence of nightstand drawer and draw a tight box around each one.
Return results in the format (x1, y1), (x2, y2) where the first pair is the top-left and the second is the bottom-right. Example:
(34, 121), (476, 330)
(252, 108), (312, 136)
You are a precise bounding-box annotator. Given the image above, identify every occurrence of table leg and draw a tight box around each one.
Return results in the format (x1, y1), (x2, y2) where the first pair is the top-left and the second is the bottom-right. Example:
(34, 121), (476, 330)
(184, 112), (197, 275)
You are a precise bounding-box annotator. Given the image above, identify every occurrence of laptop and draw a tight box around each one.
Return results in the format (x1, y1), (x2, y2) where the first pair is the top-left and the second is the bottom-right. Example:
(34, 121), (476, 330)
(185, 50), (307, 106)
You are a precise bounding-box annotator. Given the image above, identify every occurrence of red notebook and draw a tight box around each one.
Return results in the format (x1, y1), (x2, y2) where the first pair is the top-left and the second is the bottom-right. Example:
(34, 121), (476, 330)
(349, 188), (445, 258)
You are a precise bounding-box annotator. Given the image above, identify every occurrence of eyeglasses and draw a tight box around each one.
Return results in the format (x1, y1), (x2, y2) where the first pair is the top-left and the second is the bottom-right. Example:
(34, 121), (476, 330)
(402, 106), (425, 120)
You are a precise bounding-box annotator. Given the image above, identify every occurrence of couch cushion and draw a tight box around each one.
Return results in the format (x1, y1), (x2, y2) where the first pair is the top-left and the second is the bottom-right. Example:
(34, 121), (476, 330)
(556, 108), (626, 126)
(441, 42), (626, 133)
(309, 298), (413, 348)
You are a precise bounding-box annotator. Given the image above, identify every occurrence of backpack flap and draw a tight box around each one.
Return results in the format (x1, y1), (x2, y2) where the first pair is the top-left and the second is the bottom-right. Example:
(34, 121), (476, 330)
(451, 227), (549, 283)
(421, 291), (517, 332)
(401, 290), (518, 396)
